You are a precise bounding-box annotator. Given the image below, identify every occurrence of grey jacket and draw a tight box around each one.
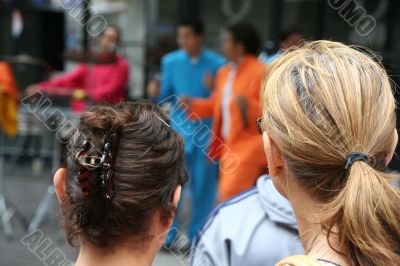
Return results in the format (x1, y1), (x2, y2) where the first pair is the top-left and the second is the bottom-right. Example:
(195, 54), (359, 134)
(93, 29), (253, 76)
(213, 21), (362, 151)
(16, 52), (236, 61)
(190, 175), (304, 266)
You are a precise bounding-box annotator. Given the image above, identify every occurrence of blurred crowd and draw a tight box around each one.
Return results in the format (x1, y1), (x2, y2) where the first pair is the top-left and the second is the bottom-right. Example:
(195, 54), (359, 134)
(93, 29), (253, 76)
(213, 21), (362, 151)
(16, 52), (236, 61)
(1, 14), (400, 266)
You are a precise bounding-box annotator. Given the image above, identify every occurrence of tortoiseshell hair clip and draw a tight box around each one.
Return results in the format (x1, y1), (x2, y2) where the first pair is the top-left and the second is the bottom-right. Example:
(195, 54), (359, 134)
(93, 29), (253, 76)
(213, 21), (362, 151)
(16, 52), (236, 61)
(99, 131), (120, 200)
(75, 134), (118, 199)
(75, 140), (100, 198)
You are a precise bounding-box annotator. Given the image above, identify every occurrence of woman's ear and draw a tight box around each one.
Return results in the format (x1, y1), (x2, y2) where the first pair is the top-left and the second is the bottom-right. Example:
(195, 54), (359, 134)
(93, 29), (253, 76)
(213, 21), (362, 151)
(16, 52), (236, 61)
(172, 185), (182, 208)
(162, 185), (182, 229)
(386, 130), (398, 166)
(262, 132), (284, 176)
(53, 168), (67, 203)
(262, 132), (289, 198)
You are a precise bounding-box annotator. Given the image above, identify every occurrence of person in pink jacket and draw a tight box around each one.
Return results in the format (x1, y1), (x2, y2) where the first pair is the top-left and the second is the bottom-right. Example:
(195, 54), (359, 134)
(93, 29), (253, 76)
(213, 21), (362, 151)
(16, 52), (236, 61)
(27, 25), (129, 112)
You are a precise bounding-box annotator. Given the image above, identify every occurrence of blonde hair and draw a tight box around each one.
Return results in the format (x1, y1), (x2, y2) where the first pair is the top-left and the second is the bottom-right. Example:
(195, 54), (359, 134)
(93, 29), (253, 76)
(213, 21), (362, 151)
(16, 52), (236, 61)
(261, 40), (400, 265)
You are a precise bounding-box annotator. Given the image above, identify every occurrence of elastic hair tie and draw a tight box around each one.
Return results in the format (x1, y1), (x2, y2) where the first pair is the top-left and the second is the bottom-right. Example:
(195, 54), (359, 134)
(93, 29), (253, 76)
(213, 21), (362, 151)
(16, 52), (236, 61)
(344, 152), (369, 170)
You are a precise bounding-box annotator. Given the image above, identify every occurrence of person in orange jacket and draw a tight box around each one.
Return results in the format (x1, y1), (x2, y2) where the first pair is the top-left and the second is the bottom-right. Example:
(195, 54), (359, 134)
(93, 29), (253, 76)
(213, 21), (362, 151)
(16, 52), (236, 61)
(0, 61), (18, 137)
(181, 24), (267, 201)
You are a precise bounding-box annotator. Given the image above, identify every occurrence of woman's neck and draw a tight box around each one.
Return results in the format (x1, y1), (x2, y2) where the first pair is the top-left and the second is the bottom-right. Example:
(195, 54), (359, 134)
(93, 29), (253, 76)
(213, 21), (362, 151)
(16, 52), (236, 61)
(288, 184), (350, 266)
(75, 240), (160, 266)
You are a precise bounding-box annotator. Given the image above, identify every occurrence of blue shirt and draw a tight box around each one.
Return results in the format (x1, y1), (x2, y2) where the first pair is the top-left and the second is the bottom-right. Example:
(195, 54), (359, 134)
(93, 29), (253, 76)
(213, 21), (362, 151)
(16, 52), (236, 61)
(158, 48), (226, 153)
(259, 51), (282, 64)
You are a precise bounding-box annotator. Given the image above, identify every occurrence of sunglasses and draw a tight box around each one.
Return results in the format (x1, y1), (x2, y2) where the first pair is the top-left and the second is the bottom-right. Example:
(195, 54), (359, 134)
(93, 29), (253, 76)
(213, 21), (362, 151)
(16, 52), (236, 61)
(256, 117), (263, 135)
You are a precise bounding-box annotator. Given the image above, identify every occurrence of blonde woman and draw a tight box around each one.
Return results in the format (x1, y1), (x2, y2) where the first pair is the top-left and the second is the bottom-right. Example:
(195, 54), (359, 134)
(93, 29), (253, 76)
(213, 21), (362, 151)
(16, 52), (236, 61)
(258, 40), (400, 266)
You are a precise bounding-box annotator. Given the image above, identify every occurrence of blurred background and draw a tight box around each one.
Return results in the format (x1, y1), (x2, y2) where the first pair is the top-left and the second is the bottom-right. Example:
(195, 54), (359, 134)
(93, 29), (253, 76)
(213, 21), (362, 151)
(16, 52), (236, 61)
(0, 0), (400, 265)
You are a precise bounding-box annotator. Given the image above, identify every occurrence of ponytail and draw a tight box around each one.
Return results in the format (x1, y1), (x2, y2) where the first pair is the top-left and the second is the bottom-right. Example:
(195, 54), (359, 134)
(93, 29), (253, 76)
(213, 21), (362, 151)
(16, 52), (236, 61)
(323, 162), (400, 265)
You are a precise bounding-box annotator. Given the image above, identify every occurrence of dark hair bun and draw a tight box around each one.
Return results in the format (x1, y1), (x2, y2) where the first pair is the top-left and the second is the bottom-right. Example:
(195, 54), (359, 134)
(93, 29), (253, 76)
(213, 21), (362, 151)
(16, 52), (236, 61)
(63, 100), (187, 249)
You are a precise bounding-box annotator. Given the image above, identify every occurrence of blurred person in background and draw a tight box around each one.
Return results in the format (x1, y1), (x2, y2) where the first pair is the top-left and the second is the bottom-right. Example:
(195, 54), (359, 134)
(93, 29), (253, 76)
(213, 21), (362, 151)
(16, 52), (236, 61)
(0, 61), (18, 137)
(259, 28), (303, 64)
(181, 24), (267, 202)
(26, 25), (129, 112)
(190, 174), (303, 266)
(53, 101), (187, 266)
(147, 19), (225, 247)
(261, 41), (400, 266)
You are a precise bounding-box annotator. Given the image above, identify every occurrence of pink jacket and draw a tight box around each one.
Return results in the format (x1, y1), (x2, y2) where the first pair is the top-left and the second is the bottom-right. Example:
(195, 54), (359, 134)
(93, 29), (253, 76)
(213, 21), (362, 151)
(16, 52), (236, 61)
(38, 56), (129, 112)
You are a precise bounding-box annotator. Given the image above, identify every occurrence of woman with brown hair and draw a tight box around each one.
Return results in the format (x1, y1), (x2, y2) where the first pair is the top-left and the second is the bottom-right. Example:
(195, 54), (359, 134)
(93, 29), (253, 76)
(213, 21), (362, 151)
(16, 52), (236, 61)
(258, 40), (400, 266)
(53, 101), (187, 266)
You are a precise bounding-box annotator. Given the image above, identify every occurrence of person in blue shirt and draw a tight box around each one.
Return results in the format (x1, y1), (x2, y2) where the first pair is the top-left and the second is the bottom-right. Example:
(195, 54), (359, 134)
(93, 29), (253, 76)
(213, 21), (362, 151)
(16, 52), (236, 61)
(259, 28), (303, 64)
(147, 19), (226, 247)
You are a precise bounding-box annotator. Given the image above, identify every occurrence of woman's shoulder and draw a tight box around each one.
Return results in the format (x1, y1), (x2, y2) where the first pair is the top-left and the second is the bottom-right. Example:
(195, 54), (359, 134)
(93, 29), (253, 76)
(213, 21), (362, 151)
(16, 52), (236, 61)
(276, 255), (342, 266)
(317, 259), (341, 266)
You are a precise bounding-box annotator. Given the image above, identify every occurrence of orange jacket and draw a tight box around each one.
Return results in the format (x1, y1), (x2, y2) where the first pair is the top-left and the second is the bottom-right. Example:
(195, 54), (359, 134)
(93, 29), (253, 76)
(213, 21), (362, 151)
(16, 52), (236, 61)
(190, 55), (266, 166)
(0, 62), (18, 136)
